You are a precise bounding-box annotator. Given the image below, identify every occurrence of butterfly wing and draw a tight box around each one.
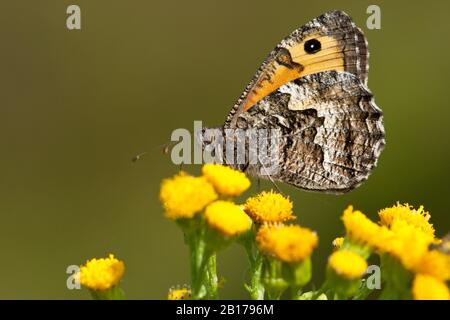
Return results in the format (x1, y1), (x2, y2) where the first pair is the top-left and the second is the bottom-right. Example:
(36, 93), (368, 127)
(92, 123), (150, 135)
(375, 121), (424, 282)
(229, 70), (385, 193)
(226, 10), (369, 128)
(219, 10), (382, 192)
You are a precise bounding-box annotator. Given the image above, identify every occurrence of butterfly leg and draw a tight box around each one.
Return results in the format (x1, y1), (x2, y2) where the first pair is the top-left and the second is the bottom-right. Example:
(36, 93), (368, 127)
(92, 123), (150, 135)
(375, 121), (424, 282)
(257, 155), (285, 195)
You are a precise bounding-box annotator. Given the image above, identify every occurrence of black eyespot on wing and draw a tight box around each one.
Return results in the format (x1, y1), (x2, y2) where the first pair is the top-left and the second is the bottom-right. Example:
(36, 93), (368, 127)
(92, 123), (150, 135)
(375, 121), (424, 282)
(304, 39), (321, 54)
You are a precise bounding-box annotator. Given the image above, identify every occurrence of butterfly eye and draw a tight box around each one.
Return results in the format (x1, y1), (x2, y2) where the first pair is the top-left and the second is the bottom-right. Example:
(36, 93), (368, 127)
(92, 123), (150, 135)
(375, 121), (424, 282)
(304, 39), (321, 54)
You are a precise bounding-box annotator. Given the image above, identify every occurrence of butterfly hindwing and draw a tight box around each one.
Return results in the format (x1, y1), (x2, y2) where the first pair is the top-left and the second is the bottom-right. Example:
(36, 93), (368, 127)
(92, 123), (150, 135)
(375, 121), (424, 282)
(227, 71), (385, 193)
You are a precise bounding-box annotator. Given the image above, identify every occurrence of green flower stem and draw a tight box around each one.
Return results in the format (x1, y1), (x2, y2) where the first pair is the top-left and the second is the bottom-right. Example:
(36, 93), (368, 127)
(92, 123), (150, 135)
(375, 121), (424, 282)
(248, 250), (265, 300)
(312, 281), (330, 300)
(242, 231), (265, 300)
(188, 229), (207, 299)
(290, 286), (302, 300)
(185, 219), (220, 300)
(90, 285), (125, 300)
(353, 281), (374, 300)
(266, 287), (283, 300)
(205, 253), (219, 299)
(378, 254), (413, 300)
(297, 290), (328, 300)
(264, 260), (288, 300)
(324, 267), (363, 300)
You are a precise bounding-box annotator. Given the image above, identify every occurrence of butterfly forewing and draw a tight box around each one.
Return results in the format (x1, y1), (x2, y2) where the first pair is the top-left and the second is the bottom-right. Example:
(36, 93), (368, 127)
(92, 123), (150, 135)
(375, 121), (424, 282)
(225, 10), (369, 127)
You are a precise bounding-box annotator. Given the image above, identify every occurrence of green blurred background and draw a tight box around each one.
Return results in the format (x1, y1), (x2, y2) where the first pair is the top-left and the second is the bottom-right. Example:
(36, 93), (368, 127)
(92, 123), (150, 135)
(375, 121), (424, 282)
(0, 0), (449, 299)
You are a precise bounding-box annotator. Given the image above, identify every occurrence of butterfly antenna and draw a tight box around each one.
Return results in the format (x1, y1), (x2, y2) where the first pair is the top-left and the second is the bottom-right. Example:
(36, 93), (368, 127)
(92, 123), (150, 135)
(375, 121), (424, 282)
(131, 140), (178, 163)
(132, 152), (148, 162)
(131, 121), (222, 163)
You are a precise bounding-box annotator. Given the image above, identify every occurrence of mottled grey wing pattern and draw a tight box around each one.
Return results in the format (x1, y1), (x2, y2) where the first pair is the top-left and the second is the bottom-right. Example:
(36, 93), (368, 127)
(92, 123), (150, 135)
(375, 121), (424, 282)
(213, 10), (385, 193)
(228, 71), (385, 193)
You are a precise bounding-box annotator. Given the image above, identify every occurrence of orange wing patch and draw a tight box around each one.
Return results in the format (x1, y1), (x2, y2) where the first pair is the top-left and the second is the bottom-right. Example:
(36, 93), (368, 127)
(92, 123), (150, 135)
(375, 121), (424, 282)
(242, 35), (345, 111)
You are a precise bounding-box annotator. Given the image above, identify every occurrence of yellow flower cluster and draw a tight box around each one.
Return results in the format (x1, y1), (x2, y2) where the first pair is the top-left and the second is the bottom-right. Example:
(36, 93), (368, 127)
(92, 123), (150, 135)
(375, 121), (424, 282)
(168, 286), (192, 300)
(377, 205), (447, 280)
(158, 165), (449, 300)
(159, 164), (253, 221)
(160, 172), (217, 220)
(256, 224), (318, 263)
(202, 163), (251, 197)
(341, 203), (450, 299)
(328, 250), (368, 280)
(78, 254), (125, 291)
(341, 205), (391, 251)
(386, 220), (434, 271)
(159, 165), (302, 238)
(159, 164), (318, 298)
(245, 191), (295, 223)
(379, 203), (434, 238)
(412, 274), (449, 300)
(414, 250), (450, 281)
(205, 201), (252, 236)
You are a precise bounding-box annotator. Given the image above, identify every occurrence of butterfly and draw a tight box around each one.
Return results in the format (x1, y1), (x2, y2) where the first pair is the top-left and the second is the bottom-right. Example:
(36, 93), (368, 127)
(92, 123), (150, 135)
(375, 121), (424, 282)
(202, 10), (385, 193)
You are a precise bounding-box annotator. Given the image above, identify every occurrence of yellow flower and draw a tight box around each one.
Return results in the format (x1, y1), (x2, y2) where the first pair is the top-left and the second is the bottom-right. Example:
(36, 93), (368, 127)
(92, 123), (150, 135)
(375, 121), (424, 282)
(256, 224), (318, 263)
(204, 201), (252, 236)
(414, 250), (450, 281)
(341, 205), (389, 251)
(328, 250), (368, 279)
(168, 287), (191, 300)
(387, 220), (434, 271)
(245, 191), (295, 223)
(340, 205), (435, 271)
(412, 274), (450, 300)
(332, 237), (344, 250)
(160, 172), (217, 219)
(378, 203), (434, 238)
(79, 254), (125, 291)
(202, 163), (251, 197)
